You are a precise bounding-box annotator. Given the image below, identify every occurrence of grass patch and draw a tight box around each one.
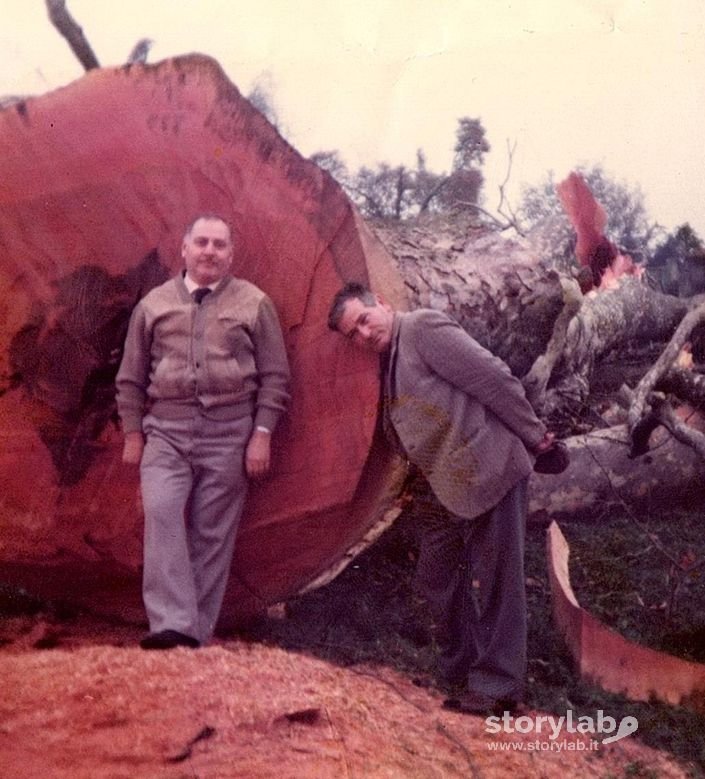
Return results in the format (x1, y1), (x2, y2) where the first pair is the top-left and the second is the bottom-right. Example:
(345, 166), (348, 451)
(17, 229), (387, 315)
(562, 510), (705, 663)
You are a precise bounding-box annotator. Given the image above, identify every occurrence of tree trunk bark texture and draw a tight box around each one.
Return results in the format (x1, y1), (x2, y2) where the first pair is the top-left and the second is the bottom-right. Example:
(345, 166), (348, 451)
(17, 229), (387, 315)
(528, 424), (705, 525)
(546, 279), (688, 417)
(374, 217), (568, 378)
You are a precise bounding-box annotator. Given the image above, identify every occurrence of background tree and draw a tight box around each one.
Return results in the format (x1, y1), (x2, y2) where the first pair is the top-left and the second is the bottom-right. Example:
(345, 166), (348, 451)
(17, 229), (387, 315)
(309, 150), (350, 186)
(452, 116), (490, 170)
(311, 116), (489, 221)
(413, 149), (448, 214)
(347, 163), (416, 220)
(648, 223), (705, 297)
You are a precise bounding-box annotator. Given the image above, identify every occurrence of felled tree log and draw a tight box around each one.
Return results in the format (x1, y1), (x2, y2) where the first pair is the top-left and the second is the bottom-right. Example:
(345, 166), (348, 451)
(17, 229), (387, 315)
(545, 279), (688, 417)
(373, 216), (569, 378)
(0, 54), (408, 621)
(528, 425), (705, 525)
(373, 217), (689, 411)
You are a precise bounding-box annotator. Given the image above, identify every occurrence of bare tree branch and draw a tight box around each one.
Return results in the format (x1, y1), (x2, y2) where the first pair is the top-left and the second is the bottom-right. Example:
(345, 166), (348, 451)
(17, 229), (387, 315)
(495, 139), (524, 233)
(451, 201), (511, 229)
(523, 278), (583, 410)
(45, 0), (100, 71)
(417, 178), (449, 214)
(627, 297), (705, 433)
(651, 395), (705, 460)
(126, 39), (154, 65)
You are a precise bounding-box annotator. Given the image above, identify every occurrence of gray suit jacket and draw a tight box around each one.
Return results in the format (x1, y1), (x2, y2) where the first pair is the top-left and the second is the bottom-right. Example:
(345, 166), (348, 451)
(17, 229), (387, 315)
(384, 309), (545, 519)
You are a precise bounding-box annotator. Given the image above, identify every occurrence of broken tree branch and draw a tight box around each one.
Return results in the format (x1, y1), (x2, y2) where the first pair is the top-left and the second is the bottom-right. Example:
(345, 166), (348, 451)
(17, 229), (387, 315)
(523, 277), (583, 410)
(495, 139), (524, 234)
(544, 278), (688, 417)
(45, 0), (100, 71)
(628, 297), (705, 434)
(650, 394), (705, 461)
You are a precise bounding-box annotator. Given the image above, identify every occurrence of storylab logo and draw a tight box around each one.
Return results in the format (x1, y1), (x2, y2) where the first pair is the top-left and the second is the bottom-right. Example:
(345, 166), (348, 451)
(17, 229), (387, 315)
(484, 710), (639, 752)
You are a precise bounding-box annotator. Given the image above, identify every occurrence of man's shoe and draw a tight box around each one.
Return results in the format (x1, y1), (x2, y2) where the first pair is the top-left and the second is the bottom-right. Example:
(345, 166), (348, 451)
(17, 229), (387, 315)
(139, 630), (200, 650)
(442, 691), (518, 716)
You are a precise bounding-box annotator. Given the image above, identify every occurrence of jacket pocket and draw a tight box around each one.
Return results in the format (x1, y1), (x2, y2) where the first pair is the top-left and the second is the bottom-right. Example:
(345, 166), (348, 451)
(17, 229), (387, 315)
(151, 356), (194, 398)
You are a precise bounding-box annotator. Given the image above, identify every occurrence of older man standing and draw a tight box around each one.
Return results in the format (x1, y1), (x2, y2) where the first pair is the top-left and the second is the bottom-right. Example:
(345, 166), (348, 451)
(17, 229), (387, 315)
(117, 215), (290, 650)
(328, 282), (556, 715)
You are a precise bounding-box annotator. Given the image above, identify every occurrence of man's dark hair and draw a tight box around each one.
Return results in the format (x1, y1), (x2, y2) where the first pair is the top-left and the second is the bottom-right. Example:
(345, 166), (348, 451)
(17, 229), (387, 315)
(327, 281), (376, 331)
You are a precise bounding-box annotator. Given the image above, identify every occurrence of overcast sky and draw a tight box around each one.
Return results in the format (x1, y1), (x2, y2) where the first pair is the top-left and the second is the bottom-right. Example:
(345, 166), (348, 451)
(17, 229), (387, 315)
(3, 0), (704, 237)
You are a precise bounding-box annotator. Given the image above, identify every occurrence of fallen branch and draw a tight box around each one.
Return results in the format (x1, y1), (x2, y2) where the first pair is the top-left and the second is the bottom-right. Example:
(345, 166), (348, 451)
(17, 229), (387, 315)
(523, 277), (583, 410)
(544, 277), (688, 418)
(628, 297), (705, 433)
(650, 395), (705, 460)
(45, 0), (100, 71)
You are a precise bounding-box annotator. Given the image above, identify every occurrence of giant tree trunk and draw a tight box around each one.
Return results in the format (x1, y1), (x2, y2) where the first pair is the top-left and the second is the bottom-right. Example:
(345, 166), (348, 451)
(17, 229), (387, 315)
(0, 54), (408, 621)
(374, 217), (690, 406)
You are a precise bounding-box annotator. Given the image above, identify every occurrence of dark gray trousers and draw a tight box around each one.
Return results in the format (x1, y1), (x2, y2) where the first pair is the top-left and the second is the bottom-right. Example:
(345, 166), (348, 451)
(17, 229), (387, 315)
(413, 477), (528, 700)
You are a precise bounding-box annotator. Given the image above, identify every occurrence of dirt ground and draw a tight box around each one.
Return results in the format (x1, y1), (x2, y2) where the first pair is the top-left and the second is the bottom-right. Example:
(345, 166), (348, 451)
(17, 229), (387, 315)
(2, 512), (704, 778)
(0, 622), (695, 778)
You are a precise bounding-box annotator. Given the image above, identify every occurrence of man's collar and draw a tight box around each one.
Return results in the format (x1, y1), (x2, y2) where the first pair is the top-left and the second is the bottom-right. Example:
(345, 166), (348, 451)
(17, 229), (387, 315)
(183, 271), (222, 294)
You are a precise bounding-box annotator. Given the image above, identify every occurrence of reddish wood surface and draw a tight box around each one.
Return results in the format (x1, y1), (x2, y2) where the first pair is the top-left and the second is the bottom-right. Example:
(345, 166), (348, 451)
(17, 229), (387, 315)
(556, 172), (642, 290)
(0, 55), (406, 620)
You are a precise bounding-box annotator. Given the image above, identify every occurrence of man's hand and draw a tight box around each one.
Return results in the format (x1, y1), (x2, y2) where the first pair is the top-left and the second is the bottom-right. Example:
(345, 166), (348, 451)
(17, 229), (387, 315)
(245, 428), (271, 478)
(532, 431), (569, 474)
(533, 431), (556, 454)
(122, 431), (145, 465)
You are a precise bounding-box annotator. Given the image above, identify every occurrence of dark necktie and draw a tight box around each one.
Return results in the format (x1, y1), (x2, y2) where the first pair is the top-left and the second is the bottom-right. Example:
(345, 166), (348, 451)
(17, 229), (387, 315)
(193, 287), (211, 304)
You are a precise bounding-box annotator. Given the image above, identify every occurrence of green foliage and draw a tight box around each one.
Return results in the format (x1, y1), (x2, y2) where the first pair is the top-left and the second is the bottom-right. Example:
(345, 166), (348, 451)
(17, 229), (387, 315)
(452, 116), (490, 170)
(563, 510), (705, 662)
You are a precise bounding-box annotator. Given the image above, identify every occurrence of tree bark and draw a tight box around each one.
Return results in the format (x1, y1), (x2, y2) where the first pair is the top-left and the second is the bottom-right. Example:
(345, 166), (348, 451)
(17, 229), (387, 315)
(551, 279), (688, 410)
(373, 217), (691, 417)
(528, 425), (705, 525)
(373, 217), (569, 377)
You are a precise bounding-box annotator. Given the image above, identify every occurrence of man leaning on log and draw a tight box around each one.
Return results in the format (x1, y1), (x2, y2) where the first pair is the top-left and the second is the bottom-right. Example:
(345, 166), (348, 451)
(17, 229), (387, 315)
(328, 282), (563, 716)
(116, 215), (290, 650)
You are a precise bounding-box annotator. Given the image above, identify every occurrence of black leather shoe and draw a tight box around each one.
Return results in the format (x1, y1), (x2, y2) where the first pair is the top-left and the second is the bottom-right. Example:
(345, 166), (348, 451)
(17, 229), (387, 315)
(442, 691), (518, 716)
(139, 630), (200, 650)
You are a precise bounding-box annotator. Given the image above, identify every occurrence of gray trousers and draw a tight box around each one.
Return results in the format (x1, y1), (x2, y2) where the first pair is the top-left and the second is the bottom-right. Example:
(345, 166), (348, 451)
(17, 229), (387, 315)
(413, 477), (529, 700)
(140, 412), (251, 644)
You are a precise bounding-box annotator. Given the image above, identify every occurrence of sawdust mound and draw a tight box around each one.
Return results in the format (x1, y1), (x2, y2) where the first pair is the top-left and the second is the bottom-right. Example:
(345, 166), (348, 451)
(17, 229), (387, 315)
(1, 636), (689, 778)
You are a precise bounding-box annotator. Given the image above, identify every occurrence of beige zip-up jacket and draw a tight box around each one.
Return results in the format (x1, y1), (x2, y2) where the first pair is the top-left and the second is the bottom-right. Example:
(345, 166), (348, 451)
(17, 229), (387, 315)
(116, 273), (290, 434)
